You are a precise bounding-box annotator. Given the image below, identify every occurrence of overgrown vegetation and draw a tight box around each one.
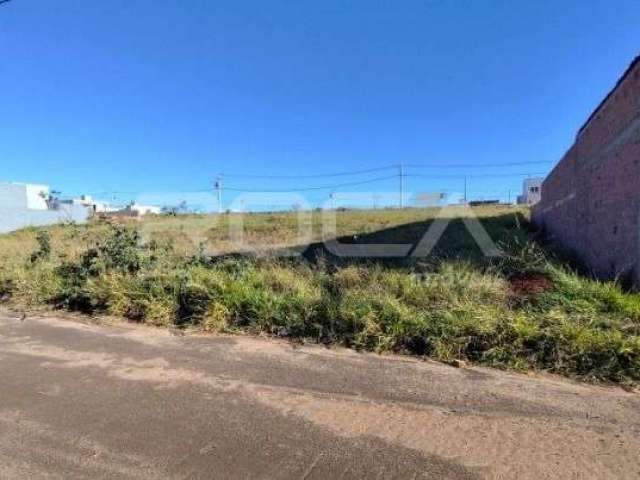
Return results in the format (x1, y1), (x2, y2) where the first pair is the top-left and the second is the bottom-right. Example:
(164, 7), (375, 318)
(1, 206), (639, 384)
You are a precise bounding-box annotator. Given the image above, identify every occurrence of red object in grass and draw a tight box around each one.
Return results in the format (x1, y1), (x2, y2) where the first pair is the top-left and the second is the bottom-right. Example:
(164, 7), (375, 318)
(509, 273), (553, 296)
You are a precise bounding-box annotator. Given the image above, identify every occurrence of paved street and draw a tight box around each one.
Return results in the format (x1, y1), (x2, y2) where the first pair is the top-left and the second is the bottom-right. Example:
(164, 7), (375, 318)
(1, 310), (639, 479)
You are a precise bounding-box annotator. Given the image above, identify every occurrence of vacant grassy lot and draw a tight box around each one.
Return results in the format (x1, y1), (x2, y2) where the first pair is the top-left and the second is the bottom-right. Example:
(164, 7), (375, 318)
(1, 206), (639, 383)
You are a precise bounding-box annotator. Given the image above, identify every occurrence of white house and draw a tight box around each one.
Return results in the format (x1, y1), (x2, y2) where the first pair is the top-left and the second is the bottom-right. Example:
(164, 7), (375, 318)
(126, 203), (161, 216)
(61, 195), (116, 214)
(0, 183), (50, 210)
(0, 182), (90, 233)
(517, 177), (543, 206)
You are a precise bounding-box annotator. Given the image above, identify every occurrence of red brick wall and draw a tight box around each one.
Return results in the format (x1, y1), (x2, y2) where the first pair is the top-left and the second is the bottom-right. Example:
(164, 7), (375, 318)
(533, 58), (640, 286)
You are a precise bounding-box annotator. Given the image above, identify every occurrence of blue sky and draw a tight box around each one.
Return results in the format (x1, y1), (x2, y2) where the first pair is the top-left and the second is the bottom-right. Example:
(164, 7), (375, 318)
(1, 0), (639, 209)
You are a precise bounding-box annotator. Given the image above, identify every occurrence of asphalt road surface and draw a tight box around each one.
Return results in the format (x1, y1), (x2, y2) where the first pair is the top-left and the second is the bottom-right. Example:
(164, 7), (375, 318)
(1, 310), (639, 479)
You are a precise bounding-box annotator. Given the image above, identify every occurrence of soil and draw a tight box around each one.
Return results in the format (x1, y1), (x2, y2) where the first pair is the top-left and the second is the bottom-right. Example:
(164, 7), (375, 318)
(509, 272), (554, 296)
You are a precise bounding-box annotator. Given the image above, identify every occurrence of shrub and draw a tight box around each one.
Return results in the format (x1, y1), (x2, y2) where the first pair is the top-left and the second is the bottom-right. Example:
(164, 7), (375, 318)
(337, 288), (422, 352)
(0, 278), (15, 301)
(203, 302), (230, 332)
(176, 282), (211, 326)
(98, 226), (143, 274)
(29, 230), (51, 263)
(497, 238), (551, 277)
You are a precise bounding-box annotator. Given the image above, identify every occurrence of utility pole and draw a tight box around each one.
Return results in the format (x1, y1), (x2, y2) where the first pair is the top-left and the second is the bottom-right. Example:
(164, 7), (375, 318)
(329, 192), (335, 210)
(215, 175), (223, 214)
(463, 176), (468, 204)
(373, 194), (383, 210)
(399, 162), (405, 209)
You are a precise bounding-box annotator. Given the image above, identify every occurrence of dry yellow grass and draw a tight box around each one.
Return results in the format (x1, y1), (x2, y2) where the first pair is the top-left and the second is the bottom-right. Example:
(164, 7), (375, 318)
(0, 205), (527, 263)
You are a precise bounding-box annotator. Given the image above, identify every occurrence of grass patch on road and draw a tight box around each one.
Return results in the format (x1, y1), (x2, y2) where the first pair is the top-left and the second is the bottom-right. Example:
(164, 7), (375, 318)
(1, 206), (639, 384)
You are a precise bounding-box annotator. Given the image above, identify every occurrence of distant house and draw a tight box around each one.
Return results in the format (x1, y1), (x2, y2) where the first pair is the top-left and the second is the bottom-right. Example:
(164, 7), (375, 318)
(129, 203), (161, 216)
(0, 182), (50, 209)
(0, 182), (90, 233)
(517, 177), (543, 205)
(60, 195), (116, 214)
(124, 203), (161, 216)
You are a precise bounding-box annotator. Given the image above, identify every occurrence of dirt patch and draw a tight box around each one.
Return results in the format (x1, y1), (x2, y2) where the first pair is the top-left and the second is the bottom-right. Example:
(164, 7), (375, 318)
(509, 272), (554, 296)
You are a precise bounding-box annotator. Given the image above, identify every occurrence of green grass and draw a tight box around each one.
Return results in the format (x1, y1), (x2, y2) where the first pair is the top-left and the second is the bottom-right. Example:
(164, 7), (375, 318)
(1, 206), (639, 384)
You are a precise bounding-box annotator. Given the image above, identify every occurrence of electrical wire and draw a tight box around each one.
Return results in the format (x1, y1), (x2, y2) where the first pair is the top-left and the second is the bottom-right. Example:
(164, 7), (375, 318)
(71, 171), (547, 197)
(63, 165), (549, 199)
(221, 165), (397, 179)
(405, 161), (552, 169)
(220, 160), (552, 179)
(222, 175), (398, 193)
(409, 172), (547, 179)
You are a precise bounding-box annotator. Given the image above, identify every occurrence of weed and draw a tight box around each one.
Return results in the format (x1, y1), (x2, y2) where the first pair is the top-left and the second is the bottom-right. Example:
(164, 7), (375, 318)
(29, 230), (51, 263)
(176, 282), (211, 326)
(0, 278), (15, 302)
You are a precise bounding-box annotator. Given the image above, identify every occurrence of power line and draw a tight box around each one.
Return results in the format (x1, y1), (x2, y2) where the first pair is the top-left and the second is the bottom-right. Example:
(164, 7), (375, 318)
(222, 165), (396, 179)
(221, 172), (547, 194)
(60, 164), (549, 206)
(69, 171), (547, 197)
(220, 160), (552, 180)
(406, 160), (552, 169)
(409, 172), (547, 179)
(222, 174), (398, 193)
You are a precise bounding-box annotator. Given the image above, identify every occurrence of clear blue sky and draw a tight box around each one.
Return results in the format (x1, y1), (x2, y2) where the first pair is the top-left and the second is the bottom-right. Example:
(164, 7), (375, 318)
(1, 0), (639, 209)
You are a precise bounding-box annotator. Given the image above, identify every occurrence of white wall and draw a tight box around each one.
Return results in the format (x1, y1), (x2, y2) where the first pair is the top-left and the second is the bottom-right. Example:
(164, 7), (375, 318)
(0, 183), (90, 233)
(0, 183), (28, 210)
(0, 204), (90, 234)
(25, 184), (50, 210)
(130, 204), (161, 215)
(0, 183), (50, 210)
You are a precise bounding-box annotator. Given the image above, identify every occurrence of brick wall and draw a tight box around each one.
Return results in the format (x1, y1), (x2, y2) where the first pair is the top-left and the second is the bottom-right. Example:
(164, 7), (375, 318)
(532, 56), (640, 286)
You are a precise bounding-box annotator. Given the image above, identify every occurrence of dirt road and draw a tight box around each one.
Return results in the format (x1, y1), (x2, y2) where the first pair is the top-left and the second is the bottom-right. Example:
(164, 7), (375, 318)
(0, 310), (638, 479)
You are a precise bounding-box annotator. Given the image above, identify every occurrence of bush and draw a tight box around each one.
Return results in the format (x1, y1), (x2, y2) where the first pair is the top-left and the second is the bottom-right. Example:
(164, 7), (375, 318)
(29, 230), (51, 263)
(203, 302), (230, 332)
(497, 238), (551, 277)
(216, 264), (324, 337)
(97, 226), (144, 274)
(176, 282), (211, 326)
(0, 278), (15, 302)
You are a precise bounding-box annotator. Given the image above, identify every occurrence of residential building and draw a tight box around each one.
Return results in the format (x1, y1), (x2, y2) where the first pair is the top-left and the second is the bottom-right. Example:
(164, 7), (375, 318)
(0, 182), (90, 233)
(60, 195), (116, 214)
(125, 203), (162, 216)
(517, 177), (543, 205)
